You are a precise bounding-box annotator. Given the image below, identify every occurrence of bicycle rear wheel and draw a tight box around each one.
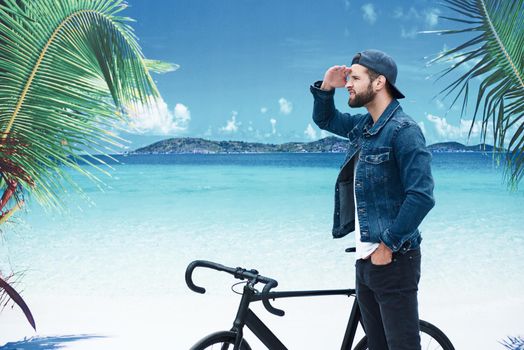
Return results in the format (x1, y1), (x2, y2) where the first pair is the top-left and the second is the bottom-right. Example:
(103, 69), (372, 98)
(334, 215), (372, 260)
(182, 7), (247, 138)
(190, 331), (252, 350)
(353, 320), (454, 350)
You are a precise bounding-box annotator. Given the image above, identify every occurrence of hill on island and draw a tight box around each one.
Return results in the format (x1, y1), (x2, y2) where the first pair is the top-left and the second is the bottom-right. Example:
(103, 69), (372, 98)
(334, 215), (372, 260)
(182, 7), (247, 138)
(132, 137), (496, 154)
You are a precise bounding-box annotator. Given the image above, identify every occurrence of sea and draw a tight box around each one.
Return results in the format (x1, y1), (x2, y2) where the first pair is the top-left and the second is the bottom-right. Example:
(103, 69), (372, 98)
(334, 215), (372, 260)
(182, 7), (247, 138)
(1, 152), (523, 347)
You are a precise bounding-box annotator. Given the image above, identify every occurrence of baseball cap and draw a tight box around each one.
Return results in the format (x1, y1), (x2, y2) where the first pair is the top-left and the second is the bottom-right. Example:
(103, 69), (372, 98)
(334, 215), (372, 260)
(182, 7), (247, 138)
(351, 49), (405, 99)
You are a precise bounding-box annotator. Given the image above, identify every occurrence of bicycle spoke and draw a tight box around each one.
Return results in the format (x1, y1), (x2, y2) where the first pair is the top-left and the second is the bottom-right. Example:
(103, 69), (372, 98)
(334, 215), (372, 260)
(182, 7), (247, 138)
(421, 332), (441, 350)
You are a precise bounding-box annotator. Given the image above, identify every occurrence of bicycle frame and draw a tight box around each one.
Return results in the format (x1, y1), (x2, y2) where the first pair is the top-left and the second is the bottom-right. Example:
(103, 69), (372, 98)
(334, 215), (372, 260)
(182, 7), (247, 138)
(229, 285), (362, 350)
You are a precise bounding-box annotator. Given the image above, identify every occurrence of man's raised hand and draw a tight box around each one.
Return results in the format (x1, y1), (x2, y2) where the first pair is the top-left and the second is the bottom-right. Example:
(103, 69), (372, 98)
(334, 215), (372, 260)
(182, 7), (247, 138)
(320, 65), (351, 91)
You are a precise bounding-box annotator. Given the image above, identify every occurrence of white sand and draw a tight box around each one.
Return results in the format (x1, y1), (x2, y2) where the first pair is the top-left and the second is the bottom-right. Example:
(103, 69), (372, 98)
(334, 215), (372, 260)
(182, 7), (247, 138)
(0, 290), (522, 349)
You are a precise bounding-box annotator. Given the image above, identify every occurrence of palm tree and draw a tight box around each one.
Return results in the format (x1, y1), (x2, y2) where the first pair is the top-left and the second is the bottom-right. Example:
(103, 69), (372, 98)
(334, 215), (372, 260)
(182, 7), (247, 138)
(426, 0), (524, 188)
(0, 0), (174, 330)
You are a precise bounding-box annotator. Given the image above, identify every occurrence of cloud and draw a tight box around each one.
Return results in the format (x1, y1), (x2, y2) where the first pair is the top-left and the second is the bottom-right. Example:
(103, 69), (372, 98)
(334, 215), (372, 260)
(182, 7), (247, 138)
(393, 7), (404, 19)
(425, 8), (440, 28)
(344, 0), (351, 11)
(220, 111), (241, 133)
(361, 4), (377, 24)
(394, 6), (439, 39)
(393, 6), (420, 20)
(401, 27), (418, 39)
(320, 129), (331, 139)
(279, 98), (293, 115)
(304, 123), (318, 140)
(270, 118), (277, 135)
(126, 99), (190, 135)
(426, 114), (484, 140)
(261, 107), (268, 114)
(435, 99), (446, 110)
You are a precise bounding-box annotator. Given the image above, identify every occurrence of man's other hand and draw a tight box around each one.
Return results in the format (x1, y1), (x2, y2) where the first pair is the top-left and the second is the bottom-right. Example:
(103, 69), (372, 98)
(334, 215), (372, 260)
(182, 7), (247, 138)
(371, 242), (393, 266)
(320, 65), (351, 91)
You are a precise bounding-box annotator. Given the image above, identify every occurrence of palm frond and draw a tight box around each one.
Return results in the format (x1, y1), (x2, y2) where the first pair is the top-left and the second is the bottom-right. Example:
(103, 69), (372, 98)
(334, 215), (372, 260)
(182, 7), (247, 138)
(427, 0), (524, 188)
(0, 272), (35, 330)
(0, 0), (174, 209)
(501, 336), (524, 350)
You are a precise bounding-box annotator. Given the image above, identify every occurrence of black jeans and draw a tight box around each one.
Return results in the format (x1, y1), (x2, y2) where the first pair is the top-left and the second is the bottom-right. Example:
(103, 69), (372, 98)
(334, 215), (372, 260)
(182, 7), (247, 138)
(355, 248), (421, 350)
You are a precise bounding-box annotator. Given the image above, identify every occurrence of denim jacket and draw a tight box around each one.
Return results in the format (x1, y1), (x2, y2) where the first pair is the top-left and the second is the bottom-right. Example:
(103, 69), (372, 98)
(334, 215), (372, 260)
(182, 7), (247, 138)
(310, 81), (435, 252)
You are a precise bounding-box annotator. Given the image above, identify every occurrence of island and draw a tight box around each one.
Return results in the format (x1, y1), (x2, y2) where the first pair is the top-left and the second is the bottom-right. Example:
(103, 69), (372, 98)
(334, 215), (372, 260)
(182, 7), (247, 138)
(131, 137), (497, 154)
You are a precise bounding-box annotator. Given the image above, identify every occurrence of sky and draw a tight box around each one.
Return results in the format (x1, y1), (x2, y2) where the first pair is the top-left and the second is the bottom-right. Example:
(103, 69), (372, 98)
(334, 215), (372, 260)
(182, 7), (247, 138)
(118, 0), (488, 149)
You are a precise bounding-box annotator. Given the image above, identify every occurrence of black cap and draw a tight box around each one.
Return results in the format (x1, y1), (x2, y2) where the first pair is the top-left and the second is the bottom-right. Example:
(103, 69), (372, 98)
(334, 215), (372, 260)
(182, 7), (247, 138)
(351, 49), (405, 99)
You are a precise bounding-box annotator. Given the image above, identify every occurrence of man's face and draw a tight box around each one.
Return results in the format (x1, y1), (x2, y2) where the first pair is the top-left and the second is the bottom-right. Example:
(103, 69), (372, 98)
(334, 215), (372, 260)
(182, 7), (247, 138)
(345, 64), (376, 108)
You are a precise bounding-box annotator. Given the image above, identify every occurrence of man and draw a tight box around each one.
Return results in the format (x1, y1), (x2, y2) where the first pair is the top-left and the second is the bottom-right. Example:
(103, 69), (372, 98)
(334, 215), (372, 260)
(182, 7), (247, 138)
(310, 49), (435, 350)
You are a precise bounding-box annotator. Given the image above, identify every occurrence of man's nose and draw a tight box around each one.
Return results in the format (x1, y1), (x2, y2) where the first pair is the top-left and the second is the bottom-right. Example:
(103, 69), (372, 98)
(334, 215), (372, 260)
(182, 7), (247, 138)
(345, 80), (352, 88)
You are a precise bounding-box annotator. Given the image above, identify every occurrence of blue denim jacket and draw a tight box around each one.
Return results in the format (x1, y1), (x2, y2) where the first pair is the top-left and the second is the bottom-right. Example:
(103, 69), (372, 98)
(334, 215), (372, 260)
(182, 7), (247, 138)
(310, 81), (435, 252)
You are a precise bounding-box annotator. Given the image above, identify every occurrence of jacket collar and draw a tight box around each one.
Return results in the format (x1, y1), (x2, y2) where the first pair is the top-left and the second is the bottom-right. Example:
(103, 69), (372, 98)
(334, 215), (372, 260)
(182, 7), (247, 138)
(363, 99), (400, 136)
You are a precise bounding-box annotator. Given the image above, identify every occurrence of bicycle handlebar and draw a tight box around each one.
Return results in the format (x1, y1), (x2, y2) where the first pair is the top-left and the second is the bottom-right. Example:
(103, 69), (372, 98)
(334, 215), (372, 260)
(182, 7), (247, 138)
(185, 260), (285, 316)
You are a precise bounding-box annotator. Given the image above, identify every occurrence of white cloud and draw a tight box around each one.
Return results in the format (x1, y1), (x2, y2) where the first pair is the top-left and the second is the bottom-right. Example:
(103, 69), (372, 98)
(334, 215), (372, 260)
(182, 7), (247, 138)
(426, 114), (484, 140)
(320, 129), (331, 139)
(344, 0), (351, 11)
(261, 107), (268, 114)
(270, 118), (277, 135)
(401, 27), (418, 39)
(425, 8), (440, 28)
(279, 98), (293, 115)
(304, 123), (318, 140)
(220, 111), (241, 133)
(127, 99), (190, 135)
(393, 7), (404, 19)
(361, 4), (377, 24)
(435, 99), (446, 110)
(394, 6), (420, 20)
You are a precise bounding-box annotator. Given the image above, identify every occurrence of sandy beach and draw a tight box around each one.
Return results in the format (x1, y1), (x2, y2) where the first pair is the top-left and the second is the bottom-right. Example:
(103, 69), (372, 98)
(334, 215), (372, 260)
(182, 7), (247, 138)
(0, 285), (523, 349)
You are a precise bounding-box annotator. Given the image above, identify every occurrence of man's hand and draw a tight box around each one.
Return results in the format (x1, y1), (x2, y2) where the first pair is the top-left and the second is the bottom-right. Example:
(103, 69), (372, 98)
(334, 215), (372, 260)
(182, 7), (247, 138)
(370, 242), (393, 266)
(320, 65), (351, 91)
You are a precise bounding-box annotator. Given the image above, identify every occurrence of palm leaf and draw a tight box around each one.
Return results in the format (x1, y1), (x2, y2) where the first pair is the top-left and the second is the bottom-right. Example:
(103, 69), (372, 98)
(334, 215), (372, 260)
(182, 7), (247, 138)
(426, 0), (524, 188)
(0, 0), (174, 209)
(0, 273), (36, 330)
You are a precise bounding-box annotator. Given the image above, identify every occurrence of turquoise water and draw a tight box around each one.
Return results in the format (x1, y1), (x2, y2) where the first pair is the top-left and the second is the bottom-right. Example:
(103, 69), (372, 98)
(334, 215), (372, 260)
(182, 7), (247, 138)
(1, 153), (523, 304)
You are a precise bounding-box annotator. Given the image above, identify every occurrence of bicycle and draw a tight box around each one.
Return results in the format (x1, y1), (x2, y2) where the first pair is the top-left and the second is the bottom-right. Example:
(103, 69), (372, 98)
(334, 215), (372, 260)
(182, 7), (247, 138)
(186, 248), (455, 350)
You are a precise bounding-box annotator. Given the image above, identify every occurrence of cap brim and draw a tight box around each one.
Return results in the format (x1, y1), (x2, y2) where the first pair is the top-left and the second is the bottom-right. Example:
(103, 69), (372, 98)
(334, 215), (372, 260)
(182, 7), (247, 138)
(390, 83), (405, 99)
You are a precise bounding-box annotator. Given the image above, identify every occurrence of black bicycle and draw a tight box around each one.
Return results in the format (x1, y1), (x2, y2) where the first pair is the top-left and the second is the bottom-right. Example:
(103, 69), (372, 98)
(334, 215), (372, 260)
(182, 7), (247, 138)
(186, 248), (455, 350)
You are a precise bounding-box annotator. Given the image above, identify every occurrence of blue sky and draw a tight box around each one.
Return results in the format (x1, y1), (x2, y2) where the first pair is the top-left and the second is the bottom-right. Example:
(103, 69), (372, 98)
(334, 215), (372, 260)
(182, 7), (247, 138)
(120, 0), (485, 149)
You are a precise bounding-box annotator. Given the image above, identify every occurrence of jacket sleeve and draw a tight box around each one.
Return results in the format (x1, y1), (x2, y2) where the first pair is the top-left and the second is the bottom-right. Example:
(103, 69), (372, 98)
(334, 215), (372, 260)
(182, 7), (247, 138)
(310, 81), (359, 138)
(380, 123), (435, 252)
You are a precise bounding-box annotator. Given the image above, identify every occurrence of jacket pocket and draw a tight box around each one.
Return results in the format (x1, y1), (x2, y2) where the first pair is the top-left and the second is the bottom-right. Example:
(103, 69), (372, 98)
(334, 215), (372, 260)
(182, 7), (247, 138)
(360, 147), (392, 184)
(361, 147), (391, 164)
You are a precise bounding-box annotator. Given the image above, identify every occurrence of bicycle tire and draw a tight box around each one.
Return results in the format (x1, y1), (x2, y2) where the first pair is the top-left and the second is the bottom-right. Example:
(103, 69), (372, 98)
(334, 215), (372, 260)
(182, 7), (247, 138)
(190, 331), (252, 350)
(353, 319), (454, 350)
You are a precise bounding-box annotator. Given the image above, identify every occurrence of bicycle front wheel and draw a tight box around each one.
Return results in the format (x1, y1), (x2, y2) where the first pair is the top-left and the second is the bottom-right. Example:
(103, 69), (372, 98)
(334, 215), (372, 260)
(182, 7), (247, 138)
(190, 331), (252, 350)
(353, 320), (454, 350)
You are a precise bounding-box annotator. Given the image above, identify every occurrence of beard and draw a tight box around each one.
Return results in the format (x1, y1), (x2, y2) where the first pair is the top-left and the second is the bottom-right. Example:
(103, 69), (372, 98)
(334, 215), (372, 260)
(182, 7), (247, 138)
(348, 82), (376, 108)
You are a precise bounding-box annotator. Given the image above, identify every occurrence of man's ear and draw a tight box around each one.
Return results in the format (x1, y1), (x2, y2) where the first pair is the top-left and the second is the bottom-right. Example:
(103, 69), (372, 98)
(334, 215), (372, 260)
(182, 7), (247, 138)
(374, 75), (387, 91)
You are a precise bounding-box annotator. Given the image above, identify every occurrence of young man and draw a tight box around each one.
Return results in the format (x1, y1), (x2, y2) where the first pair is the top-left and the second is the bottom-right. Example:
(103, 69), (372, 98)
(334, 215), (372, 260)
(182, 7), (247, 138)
(310, 49), (435, 350)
